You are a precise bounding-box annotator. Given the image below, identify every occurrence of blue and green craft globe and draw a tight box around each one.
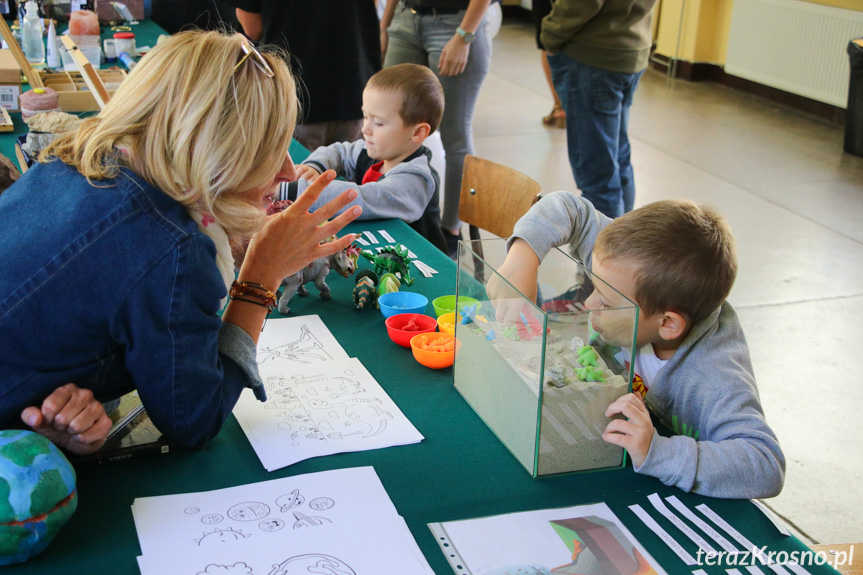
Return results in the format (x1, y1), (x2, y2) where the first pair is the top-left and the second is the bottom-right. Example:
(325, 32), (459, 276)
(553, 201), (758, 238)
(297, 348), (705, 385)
(0, 430), (78, 565)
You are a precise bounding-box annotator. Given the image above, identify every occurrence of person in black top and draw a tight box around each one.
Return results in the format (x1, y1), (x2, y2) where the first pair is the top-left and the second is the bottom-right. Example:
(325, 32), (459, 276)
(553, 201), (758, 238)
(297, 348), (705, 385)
(227, 0), (382, 151)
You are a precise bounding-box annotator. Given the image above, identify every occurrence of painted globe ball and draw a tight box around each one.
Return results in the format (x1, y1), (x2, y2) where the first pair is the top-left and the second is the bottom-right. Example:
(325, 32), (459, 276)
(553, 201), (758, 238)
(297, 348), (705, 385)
(0, 430), (78, 565)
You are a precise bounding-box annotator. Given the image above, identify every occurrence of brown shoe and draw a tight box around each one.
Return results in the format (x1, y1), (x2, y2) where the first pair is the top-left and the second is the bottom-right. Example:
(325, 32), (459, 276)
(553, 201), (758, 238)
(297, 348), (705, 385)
(542, 104), (566, 129)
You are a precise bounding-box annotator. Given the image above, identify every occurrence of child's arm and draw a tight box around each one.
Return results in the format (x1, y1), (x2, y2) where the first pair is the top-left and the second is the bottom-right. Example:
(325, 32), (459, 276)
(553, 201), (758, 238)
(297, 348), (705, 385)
(301, 140), (364, 182)
(287, 157), (435, 222)
(633, 379), (785, 499)
(487, 192), (611, 322)
(508, 191), (612, 269)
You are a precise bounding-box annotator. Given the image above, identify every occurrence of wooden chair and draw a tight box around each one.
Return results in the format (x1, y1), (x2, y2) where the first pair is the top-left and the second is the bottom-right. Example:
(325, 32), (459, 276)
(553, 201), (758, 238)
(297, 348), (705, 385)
(458, 155), (542, 279)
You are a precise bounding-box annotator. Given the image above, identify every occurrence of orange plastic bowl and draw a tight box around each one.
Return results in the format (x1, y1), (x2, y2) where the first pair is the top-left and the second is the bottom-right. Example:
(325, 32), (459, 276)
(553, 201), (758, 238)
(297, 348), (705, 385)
(385, 313), (438, 348)
(437, 312), (456, 335)
(410, 332), (460, 369)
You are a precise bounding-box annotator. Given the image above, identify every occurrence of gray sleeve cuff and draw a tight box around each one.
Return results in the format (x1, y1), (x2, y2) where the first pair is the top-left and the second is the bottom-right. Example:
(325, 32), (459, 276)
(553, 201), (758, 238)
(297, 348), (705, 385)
(218, 321), (267, 402)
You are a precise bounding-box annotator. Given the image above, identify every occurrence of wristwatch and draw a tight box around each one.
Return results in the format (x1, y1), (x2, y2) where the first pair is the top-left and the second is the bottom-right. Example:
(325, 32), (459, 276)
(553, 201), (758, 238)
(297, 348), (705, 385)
(456, 27), (476, 44)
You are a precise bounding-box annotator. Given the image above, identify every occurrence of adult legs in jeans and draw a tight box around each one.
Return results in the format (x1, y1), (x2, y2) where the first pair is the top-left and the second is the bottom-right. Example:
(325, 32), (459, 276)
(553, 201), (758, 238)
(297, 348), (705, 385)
(384, 3), (492, 234)
(548, 53), (642, 218)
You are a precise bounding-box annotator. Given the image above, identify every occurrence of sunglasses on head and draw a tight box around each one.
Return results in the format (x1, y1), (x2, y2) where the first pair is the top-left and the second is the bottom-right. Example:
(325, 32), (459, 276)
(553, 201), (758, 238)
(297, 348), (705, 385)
(234, 38), (275, 78)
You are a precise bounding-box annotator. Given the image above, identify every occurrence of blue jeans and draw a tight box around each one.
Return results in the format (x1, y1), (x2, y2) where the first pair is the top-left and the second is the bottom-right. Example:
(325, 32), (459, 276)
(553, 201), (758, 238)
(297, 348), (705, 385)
(548, 53), (643, 218)
(384, 1), (492, 232)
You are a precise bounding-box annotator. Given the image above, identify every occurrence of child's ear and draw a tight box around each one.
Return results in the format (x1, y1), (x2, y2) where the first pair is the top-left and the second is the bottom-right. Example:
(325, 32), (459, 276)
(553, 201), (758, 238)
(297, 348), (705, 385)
(411, 123), (431, 143)
(658, 311), (688, 341)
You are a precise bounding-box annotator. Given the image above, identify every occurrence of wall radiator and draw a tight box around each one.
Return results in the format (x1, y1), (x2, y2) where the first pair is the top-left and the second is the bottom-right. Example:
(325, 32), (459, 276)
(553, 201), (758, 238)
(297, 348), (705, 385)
(726, 0), (863, 108)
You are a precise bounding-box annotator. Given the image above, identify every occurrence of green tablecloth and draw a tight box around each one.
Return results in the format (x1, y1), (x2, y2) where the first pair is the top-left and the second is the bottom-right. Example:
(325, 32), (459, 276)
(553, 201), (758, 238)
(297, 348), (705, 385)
(2, 215), (834, 575)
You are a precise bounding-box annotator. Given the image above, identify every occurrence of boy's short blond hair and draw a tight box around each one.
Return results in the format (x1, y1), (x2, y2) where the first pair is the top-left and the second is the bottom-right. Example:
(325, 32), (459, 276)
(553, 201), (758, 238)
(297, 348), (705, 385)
(594, 200), (737, 324)
(367, 64), (444, 133)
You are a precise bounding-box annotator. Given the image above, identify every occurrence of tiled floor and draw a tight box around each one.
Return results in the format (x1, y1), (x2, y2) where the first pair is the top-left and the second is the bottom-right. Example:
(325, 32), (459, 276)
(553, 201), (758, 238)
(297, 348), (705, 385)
(456, 15), (863, 545)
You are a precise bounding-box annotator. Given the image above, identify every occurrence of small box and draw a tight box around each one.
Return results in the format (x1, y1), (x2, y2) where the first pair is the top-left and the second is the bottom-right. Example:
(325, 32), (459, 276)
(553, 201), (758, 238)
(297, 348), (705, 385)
(0, 49), (22, 112)
(453, 238), (638, 478)
(38, 68), (126, 112)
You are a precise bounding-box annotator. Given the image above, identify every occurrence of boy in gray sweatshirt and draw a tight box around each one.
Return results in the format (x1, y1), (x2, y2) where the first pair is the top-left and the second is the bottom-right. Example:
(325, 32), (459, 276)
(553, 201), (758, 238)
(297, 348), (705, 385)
(279, 63), (447, 253)
(492, 192), (785, 498)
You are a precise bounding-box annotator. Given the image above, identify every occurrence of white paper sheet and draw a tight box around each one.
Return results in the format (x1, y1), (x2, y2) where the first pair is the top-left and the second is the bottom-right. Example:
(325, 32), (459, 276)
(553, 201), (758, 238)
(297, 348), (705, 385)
(137, 516), (434, 575)
(234, 358), (424, 471)
(256, 314), (348, 366)
(666, 496), (739, 554)
(630, 504), (698, 566)
(430, 502), (667, 575)
(132, 467), (398, 557)
(648, 493), (718, 555)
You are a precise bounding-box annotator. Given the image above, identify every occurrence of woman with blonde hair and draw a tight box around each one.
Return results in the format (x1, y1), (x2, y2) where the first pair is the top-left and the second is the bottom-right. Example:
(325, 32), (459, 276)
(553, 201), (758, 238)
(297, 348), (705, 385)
(0, 30), (361, 452)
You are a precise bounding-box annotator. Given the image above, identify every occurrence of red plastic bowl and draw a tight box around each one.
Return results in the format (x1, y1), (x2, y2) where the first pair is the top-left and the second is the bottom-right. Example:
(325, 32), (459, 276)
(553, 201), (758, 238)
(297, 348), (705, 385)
(385, 313), (438, 347)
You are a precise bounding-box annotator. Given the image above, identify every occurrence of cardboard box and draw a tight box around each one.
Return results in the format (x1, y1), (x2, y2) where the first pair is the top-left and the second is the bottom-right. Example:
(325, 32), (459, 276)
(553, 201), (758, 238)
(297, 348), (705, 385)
(0, 49), (21, 112)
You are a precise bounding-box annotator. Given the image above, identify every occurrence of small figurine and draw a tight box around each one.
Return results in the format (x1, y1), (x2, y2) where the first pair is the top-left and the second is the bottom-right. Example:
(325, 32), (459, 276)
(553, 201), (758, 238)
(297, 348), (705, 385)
(376, 272), (401, 300)
(576, 365), (605, 383)
(460, 303), (478, 325)
(353, 270), (379, 310)
(278, 237), (356, 315)
(360, 244), (414, 286)
(486, 329), (496, 341)
(576, 345), (599, 367)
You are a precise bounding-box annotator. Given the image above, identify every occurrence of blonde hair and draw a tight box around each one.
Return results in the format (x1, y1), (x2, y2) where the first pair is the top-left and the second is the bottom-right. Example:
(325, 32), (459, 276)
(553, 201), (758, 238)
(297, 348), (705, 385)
(42, 30), (298, 237)
(594, 200), (737, 324)
(367, 64), (444, 133)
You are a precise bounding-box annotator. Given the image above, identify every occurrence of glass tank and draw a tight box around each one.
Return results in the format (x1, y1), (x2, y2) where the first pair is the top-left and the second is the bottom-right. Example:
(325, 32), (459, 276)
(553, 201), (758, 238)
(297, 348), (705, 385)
(453, 239), (639, 478)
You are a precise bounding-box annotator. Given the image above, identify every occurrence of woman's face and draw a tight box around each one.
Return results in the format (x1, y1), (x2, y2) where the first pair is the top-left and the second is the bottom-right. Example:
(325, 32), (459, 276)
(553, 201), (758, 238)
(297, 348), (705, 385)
(243, 153), (297, 210)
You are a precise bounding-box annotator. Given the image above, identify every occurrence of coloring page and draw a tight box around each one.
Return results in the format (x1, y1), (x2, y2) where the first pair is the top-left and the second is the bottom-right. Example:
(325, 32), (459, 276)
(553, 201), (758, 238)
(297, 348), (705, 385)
(137, 516), (434, 575)
(429, 502), (667, 575)
(256, 315), (349, 366)
(132, 467), (398, 557)
(233, 358), (424, 471)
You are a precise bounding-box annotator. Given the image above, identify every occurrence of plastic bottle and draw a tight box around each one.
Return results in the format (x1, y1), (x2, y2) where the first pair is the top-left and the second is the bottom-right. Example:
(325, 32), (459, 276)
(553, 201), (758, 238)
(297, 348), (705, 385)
(22, 1), (45, 65)
(46, 20), (60, 69)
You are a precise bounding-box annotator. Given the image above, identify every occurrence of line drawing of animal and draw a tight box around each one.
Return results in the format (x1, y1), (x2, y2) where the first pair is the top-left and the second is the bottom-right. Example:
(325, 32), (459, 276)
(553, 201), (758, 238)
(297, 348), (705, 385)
(258, 325), (333, 364)
(278, 237), (356, 315)
(352, 270), (378, 310)
(360, 245), (414, 286)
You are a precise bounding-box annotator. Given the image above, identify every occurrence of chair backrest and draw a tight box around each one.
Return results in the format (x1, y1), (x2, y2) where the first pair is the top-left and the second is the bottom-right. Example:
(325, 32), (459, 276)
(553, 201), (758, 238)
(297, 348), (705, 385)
(458, 155), (542, 239)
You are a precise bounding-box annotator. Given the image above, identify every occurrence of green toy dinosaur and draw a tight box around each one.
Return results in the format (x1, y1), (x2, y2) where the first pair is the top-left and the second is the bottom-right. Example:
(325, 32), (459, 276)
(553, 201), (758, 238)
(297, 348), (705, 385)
(360, 246), (415, 286)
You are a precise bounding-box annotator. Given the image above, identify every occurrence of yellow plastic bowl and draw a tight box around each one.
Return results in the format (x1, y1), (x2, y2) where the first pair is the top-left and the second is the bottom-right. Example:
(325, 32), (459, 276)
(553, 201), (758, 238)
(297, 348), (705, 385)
(409, 332), (459, 369)
(437, 312), (456, 335)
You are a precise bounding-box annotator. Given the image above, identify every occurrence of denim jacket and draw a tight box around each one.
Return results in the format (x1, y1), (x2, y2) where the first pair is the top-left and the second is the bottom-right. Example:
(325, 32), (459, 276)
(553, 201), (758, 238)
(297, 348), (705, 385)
(0, 160), (264, 448)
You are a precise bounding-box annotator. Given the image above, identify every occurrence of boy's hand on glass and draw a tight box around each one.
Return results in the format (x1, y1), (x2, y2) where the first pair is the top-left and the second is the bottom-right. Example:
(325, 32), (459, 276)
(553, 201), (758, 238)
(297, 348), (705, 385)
(295, 164), (322, 183)
(602, 392), (654, 468)
(20, 383), (113, 455)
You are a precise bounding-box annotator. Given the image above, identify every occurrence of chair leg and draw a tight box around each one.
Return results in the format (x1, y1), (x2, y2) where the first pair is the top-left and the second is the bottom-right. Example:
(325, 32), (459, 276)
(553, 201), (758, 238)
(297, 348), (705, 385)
(468, 225), (485, 282)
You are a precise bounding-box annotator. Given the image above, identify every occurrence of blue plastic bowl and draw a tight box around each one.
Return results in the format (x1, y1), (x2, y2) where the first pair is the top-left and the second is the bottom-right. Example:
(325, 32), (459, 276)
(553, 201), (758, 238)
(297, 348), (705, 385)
(378, 292), (429, 319)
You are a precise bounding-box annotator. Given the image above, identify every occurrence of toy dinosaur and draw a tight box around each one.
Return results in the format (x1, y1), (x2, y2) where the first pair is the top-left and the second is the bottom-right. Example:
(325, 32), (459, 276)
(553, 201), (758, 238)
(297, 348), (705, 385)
(353, 270), (379, 310)
(278, 237), (356, 315)
(360, 245), (414, 286)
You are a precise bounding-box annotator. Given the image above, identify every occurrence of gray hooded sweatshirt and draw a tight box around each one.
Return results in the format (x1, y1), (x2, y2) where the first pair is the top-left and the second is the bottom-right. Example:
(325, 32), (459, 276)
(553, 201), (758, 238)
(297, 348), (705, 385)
(509, 191), (785, 499)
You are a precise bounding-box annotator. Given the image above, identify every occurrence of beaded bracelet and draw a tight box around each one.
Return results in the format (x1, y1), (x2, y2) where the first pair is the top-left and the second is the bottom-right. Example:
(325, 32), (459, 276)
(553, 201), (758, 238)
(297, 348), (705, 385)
(230, 281), (278, 313)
